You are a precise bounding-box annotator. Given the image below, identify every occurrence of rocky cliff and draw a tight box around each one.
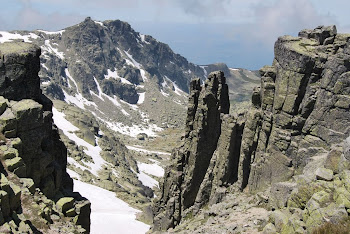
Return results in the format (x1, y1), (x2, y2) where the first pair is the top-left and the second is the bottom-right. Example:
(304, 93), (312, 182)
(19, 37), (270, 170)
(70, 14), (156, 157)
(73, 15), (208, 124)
(152, 25), (350, 232)
(0, 42), (90, 233)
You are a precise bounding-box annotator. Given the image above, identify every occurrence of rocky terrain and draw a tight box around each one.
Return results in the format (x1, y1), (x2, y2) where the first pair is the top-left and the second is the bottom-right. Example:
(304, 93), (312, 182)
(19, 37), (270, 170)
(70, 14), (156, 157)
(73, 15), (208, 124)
(0, 42), (90, 233)
(152, 25), (350, 233)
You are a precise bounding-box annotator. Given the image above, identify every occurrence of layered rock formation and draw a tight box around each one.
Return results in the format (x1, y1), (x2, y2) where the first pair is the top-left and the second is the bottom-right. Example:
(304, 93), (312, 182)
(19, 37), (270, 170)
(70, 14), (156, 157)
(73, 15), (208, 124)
(0, 42), (90, 233)
(152, 25), (350, 232)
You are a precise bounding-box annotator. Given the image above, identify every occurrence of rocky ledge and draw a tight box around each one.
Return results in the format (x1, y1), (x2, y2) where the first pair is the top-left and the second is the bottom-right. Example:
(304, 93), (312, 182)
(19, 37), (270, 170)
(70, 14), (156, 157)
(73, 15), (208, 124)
(152, 25), (350, 233)
(0, 42), (90, 233)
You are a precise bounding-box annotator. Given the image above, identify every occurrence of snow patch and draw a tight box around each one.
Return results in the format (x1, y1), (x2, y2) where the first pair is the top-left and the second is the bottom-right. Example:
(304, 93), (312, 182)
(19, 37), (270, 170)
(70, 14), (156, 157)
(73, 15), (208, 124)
(72, 179), (149, 234)
(41, 81), (51, 85)
(66, 169), (79, 179)
(139, 69), (148, 82)
(37, 29), (65, 35)
(126, 145), (171, 156)
(98, 118), (162, 138)
(137, 93), (145, 105)
(63, 90), (97, 110)
(0, 31), (39, 43)
(91, 77), (104, 101)
(161, 78), (168, 88)
(104, 69), (118, 79)
(124, 50), (141, 69)
(160, 89), (169, 97)
(94, 20), (106, 28)
(137, 162), (164, 177)
(41, 63), (49, 71)
(43, 40), (64, 60)
(164, 76), (186, 96)
(137, 171), (159, 188)
(101, 94), (130, 116)
(140, 34), (150, 44)
(105, 69), (132, 85)
(200, 65), (208, 78)
(229, 68), (240, 71)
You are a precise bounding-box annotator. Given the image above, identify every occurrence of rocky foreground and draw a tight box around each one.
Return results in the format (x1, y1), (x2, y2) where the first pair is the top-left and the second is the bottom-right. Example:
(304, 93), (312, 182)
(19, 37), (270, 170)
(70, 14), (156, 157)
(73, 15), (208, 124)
(152, 25), (350, 233)
(0, 42), (90, 233)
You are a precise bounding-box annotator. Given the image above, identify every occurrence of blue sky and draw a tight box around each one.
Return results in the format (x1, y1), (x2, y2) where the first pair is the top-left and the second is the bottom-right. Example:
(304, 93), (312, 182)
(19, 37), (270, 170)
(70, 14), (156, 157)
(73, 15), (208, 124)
(1, 0), (349, 70)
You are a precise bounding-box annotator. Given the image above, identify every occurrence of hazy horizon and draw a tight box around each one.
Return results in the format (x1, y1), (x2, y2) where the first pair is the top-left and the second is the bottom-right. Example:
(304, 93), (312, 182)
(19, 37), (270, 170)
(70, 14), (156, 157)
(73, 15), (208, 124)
(1, 0), (349, 70)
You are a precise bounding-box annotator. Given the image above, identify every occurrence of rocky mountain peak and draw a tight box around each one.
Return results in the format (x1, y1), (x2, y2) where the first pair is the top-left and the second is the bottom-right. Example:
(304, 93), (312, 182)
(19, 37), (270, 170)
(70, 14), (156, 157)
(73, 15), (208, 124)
(298, 25), (337, 45)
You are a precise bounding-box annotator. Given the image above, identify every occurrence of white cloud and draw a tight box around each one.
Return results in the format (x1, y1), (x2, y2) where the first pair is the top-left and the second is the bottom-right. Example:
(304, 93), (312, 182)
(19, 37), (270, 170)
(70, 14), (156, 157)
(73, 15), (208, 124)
(6, 0), (84, 31)
(224, 0), (337, 46)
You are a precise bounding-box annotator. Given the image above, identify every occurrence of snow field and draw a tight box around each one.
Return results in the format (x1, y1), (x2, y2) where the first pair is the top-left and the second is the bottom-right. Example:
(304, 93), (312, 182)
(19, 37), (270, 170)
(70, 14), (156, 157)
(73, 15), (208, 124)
(70, 175), (150, 234)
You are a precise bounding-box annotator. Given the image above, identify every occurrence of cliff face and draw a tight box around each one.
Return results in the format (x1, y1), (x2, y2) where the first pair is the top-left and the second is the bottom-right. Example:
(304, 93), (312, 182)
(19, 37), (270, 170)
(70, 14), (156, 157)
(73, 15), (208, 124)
(152, 25), (350, 231)
(0, 42), (90, 233)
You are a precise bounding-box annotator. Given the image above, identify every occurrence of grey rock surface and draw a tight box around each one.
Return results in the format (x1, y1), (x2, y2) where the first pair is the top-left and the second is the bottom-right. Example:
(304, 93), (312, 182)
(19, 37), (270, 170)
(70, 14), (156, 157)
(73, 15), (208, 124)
(152, 25), (350, 232)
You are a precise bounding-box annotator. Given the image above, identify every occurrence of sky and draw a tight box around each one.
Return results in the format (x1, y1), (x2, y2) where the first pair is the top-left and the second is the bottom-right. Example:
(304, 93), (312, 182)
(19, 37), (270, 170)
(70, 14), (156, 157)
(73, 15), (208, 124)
(1, 0), (349, 70)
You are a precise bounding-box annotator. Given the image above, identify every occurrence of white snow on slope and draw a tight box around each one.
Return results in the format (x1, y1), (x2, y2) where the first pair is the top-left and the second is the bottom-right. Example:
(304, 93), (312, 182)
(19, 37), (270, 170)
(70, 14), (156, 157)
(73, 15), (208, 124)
(137, 162), (164, 177)
(98, 117), (162, 138)
(172, 81), (186, 96)
(104, 69), (132, 85)
(140, 34), (150, 44)
(161, 78), (168, 88)
(37, 29), (65, 35)
(137, 93), (145, 105)
(164, 76), (186, 96)
(0, 31), (39, 43)
(63, 90), (97, 110)
(43, 40), (64, 59)
(41, 81), (51, 85)
(67, 169), (80, 179)
(65, 69), (130, 116)
(91, 77), (104, 101)
(52, 108), (104, 175)
(41, 63), (49, 71)
(124, 50), (141, 69)
(200, 65), (208, 78)
(160, 89), (169, 97)
(94, 21), (106, 28)
(101, 93), (130, 116)
(105, 69), (118, 79)
(229, 68), (240, 71)
(91, 79), (130, 117)
(140, 69), (148, 82)
(126, 145), (171, 156)
(137, 171), (159, 189)
(71, 178), (149, 234)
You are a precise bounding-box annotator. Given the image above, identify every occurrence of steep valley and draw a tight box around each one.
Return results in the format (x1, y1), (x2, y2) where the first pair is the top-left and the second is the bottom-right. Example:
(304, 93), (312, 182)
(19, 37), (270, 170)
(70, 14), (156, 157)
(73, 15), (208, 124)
(0, 18), (349, 234)
(0, 17), (261, 233)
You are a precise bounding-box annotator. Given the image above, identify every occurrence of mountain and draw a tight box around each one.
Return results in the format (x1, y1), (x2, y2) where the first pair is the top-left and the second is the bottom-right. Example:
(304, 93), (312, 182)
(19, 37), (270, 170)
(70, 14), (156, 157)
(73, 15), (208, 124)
(0, 17), (261, 233)
(0, 17), (260, 137)
(152, 25), (350, 233)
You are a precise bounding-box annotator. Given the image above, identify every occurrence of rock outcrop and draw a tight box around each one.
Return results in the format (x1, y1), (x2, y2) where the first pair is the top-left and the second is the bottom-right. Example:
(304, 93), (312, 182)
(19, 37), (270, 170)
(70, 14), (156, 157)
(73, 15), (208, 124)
(0, 42), (90, 233)
(152, 25), (350, 232)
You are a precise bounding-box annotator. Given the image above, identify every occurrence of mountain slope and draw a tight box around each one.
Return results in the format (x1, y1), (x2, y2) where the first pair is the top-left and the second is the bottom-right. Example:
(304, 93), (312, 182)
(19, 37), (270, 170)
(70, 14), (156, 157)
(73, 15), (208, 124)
(0, 17), (261, 233)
